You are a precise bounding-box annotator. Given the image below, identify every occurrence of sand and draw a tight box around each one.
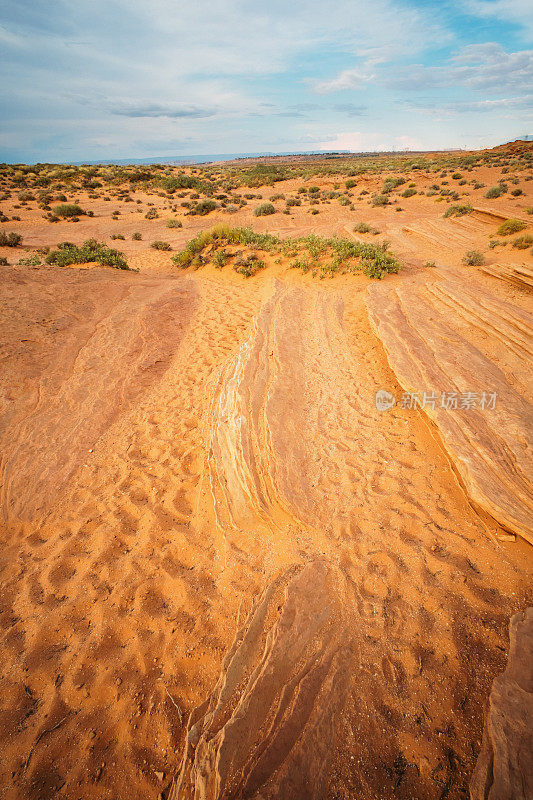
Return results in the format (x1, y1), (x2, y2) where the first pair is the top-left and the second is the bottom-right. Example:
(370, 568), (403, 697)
(0, 151), (532, 799)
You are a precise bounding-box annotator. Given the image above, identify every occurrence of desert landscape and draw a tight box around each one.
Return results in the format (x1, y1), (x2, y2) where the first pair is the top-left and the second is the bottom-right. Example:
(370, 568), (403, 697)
(0, 140), (532, 800)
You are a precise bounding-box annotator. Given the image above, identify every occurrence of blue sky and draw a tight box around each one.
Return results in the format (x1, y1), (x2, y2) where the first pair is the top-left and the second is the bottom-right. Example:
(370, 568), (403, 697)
(0, 0), (531, 162)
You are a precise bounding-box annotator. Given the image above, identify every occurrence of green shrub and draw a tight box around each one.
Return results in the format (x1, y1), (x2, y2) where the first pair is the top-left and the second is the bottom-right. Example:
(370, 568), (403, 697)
(111, 233), (125, 240)
(151, 240), (172, 251)
(45, 239), (129, 269)
(345, 179), (357, 189)
(233, 253), (265, 277)
(132, 232), (142, 240)
(17, 254), (42, 266)
(213, 249), (229, 268)
(189, 199), (217, 216)
(512, 234), (533, 250)
(462, 250), (485, 266)
(53, 203), (85, 218)
(401, 188), (417, 198)
(485, 186), (503, 199)
(354, 222), (371, 233)
(166, 218), (182, 228)
(372, 194), (389, 206)
(286, 198), (301, 207)
(254, 202), (276, 216)
(0, 231), (22, 246)
(443, 204), (473, 218)
(496, 218), (527, 236)
(382, 177), (405, 193)
(145, 208), (159, 219)
(171, 225), (400, 279)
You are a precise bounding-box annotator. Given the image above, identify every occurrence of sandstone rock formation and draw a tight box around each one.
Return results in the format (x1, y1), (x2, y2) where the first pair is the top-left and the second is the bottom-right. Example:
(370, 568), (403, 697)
(470, 607), (533, 800)
(367, 271), (533, 543)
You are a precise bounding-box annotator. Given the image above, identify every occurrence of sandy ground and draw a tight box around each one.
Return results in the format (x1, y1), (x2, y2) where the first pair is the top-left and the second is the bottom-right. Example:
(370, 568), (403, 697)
(0, 157), (532, 799)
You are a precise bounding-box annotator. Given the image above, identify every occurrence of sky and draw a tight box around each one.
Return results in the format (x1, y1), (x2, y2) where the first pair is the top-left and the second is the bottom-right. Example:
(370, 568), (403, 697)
(0, 0), (531, 163)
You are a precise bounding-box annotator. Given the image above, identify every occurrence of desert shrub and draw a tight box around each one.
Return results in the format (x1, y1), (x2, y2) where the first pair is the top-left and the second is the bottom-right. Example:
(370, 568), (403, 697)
(372, 194), (389, 206)
(17, 254), (42, 266)
(53, 203), (85, 218)
(213, 249), (229, 268)
(189, 199), (217, 216)
(443, 204), (473, 218)
(451, 173), (463, 180)
(424, 261), (437, 268)
(269, 193), (285, 201)
(382, 176), (405, 193)
(345, 179), (357, 189)
(286, 198), (301, 207)
(511, 188), (523, 196)
(512, 234), (533, 250)
(485, 186), (503, 199)
(338, 196), (350, 206)
(132, 232), (142, 240)
(233, 253), (265, 277)
(462, 250), (485, 266)
(0, 231), (22, 246)
(254, 203), (275, 216)
(354, 222), (371, 233)
(151, 240), (172, 250)
(111, 233), (125, 240)
(18, 191), (35, 201)
(45, 239), (129, 269)
(166, 218), (183, 228)
(159, 174), (199, 192)
(145, 208), (159, 219)
(0, 256), (8, 265)
(401, 188), (417, 198)
(496, 218), (527, 236)
(171, 225), (400, 279)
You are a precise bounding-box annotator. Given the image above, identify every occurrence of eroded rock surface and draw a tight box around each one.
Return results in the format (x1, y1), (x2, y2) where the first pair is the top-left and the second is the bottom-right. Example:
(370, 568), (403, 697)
(167, 561), (352, 800)
(470, 607), (533, 800)
(367, 272), (533, 543)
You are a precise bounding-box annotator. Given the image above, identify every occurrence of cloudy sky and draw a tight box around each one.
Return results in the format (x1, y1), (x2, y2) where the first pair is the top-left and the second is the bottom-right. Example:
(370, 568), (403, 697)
(0, 0), (531, 162)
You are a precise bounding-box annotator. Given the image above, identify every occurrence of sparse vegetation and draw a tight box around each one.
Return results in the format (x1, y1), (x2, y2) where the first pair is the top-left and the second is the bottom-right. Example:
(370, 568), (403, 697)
(462, 250), (485, 266)
(53, 203), (85, 218)
(0, 231), (23, 247)
(496, 218), (527, 236)
(512, 234), (533, 250)
(443, 204), (473, 218)
(166, 218), (182, 228)
(45, 239), (129, 269)
(254, 203), (276, 217)
(170, 225), (400, 279)
(188, 199), (217, 216)
(151, 240), (172, 251)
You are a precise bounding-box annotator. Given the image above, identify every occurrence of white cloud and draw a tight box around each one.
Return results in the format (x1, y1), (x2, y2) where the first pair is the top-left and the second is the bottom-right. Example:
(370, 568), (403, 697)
(317, 131), (423, 152)
(464, 0), (533, 38)
(390, 43), (533, 93)
(312, 67), (373, 94)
